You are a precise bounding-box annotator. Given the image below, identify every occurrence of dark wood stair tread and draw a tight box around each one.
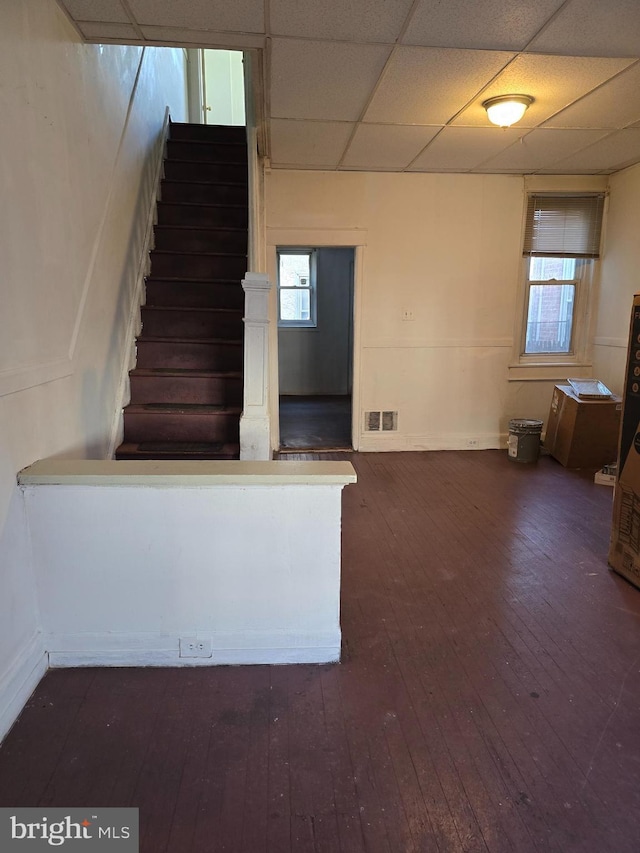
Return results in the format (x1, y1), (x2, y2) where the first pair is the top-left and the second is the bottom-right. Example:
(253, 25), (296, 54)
(154, 224), (247, 233)
(161, 178), (248, 187)
(150, 249), (247, 258)
(125, 404), (241, 414)
(142, 306), (243, 314)
(130, 367), (242, 377)
(116, 441), (240, 459)
(139, 335), (243, 345)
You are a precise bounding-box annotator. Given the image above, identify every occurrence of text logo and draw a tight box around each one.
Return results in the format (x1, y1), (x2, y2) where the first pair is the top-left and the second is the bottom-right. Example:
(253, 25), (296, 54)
(1, 808), (138, 850)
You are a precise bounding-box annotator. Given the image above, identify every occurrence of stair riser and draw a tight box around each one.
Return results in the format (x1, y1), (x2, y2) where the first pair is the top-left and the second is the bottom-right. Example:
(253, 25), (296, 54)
(116, 448), (239, 460)
(164, 160), (247, 185)
(123, 412), (239, 443)
(169, 123), (246, 144)
(160, 181), (248, 206)
(141, 308), (243, 340)
(156, 203), (248, 229)
(150, 252), (246, 280)
(129, 375), (242, 405)
(166, 140), (248, 164)
(145, 280), (244, 310)
(153, 227), (247, 255)
(136, 340), (243, 371)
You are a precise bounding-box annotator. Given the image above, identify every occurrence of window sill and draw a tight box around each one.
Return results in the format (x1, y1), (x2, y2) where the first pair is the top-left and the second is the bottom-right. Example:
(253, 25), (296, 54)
(508, 362), (593, 382)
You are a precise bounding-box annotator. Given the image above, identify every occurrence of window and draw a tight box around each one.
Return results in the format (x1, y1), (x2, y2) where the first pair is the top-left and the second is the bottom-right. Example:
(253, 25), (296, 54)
(516, 193), (605, 366)
(277, 249), (316, 327)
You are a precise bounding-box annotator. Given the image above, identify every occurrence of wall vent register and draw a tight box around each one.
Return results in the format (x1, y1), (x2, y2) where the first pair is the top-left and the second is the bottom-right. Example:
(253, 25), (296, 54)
(365, 411), (398, 431)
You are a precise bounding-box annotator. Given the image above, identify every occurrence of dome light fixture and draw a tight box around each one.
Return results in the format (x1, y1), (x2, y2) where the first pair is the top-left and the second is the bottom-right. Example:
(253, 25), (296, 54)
(482, 94), (534, 128)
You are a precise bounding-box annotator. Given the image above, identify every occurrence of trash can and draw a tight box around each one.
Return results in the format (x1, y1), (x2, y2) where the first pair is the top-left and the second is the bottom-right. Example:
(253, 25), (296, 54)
(508, 418), (543, 463)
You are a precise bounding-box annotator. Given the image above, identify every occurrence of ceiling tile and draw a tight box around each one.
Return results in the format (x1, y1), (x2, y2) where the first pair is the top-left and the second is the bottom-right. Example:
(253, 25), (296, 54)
(452, 53), (633, 127)
(408, 126), (526, 171)
(139, 26), (265, 48)
(364, 46), (514, 125)
(270, 0), (414, 43)
(341, 124), (440, 169)
(78, 21), (138, 39)
(271, 39), (391, 121)
(270, 119), (354, 167)
(544, 62), (640, 129)
(61, 0), (129, 23)
(547, 129), (640, 172)
(529, 0), (640, 57)
(127, 0), (265, 33)
(478, 128), (609, 171)
(403, 0), (565, 51)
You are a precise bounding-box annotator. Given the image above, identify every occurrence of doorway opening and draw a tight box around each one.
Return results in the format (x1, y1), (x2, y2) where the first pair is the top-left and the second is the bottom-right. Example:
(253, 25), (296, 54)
(186, 49), (246, 126)
(277, 247), (355, 451)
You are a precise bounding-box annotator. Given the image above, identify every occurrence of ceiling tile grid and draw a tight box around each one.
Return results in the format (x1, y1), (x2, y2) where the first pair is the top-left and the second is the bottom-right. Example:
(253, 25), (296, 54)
(56, 0), (640, 174)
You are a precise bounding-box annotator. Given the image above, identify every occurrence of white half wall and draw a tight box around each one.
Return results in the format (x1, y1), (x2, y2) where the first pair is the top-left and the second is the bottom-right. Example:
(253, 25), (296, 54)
(20, 460), (356, 667)
(593, 163), (640, 394)
(266, 170), (576, 451)
(0, 0), (186, 740)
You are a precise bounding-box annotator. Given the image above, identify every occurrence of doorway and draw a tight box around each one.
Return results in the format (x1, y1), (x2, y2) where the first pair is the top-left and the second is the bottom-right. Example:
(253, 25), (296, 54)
(277, 247), (354, 451)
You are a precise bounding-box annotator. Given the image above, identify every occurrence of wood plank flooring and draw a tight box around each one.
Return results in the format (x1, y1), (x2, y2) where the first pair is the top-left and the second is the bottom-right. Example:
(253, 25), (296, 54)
(279, 396), (352, 450)
(2, 450), (640, 852)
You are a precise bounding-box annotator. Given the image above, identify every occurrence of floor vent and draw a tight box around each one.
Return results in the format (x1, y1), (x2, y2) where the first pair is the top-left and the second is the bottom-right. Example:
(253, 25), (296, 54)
(365, 411), (398, 431)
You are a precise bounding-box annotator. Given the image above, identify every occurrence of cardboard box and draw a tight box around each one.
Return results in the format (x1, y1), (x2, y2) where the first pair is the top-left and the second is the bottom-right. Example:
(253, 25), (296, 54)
(610, 294), (640, 589)
(544, 384), (622, 468)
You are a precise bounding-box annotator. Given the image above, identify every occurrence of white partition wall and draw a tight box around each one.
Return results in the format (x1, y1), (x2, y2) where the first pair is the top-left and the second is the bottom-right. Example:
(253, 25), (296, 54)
(19, 460), (356, 667)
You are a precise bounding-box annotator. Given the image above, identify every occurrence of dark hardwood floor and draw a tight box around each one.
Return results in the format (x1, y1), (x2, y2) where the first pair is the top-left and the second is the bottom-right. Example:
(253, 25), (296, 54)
(2, 450), (640, 852)
(279, 395), (352, 450)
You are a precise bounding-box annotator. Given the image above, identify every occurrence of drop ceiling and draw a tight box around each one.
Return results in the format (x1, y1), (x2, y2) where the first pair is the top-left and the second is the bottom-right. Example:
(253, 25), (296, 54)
(58, 0), (640, 175)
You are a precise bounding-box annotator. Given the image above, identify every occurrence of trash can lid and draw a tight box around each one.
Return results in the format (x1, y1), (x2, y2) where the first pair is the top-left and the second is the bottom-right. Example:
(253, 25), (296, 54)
(509, 418), (543, 430)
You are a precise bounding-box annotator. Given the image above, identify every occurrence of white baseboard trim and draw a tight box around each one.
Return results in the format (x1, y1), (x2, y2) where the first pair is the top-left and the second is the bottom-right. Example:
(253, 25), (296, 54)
(46, 630), (341, 667)
(358, 432), (503, 452)
(0, 633), (47, 743)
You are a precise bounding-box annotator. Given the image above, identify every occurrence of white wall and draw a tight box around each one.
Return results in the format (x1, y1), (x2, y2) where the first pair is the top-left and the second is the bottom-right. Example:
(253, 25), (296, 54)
(267, 170), (573, 450)
(279, 248), (354, 395)
(0, 0), (186, 740)
(22, 468), (351, 666)
(593, 164), (640, 394)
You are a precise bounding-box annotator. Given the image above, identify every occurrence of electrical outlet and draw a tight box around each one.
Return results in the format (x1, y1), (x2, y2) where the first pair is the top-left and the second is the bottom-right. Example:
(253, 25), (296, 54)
(401, 309), (415, 321)
(179, 637), (213, 658)
(468, 439), (479, 448)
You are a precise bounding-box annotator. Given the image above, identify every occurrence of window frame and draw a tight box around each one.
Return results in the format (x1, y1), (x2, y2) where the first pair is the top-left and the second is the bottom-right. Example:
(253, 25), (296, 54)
(277, 247), (317, 328)
(510, 191), (604, 380)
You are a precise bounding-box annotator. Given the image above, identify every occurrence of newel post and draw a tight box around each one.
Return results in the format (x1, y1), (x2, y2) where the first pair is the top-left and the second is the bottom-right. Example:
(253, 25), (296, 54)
(240, 273), (272, 460)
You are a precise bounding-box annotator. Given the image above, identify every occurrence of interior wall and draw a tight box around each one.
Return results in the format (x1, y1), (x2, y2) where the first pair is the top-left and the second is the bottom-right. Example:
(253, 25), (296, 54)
(0, 0), (186, 740)
(593, 163), (640, 394)
(279, 247), (354, 395)
(267, 170), (575, 450)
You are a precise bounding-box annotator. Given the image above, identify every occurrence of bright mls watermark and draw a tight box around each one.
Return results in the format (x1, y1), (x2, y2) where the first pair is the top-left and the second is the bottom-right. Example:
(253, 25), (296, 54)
(0, 809), (138, 850)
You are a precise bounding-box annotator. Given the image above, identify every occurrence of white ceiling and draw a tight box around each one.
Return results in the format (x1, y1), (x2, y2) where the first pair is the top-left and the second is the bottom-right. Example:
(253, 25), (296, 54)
(58, 0), (640, 175)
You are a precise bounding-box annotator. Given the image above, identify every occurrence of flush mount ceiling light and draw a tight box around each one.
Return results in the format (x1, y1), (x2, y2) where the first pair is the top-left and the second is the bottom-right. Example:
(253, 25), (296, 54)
(482, 94), (534, 127)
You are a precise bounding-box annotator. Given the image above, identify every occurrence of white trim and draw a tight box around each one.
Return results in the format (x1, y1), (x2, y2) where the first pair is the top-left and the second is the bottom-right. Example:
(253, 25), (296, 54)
(0, 633), (47, 744)
(508, 362), (592, 382)
(46, 631), (340, 667)
(18, 458), (357, 487)
(363, 337), (513, 349)
(358, 431), (504, 452)
(593, 336), (627, 348)
(0, 357), (73, 399)
(267, 227), (367, 247)
(107, 107), (172, 459)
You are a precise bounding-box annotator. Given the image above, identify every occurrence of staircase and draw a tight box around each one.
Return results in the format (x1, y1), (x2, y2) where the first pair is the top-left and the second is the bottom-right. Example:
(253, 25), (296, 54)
(116, 122), (248, 461)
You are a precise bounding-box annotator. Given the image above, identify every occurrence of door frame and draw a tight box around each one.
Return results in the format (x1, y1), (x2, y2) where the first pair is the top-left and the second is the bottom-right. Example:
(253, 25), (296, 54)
(266, 228), (367, 452)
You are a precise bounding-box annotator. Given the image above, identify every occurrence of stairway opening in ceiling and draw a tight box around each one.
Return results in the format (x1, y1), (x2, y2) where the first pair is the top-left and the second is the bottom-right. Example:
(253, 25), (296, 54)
(186, 49), (246, 126)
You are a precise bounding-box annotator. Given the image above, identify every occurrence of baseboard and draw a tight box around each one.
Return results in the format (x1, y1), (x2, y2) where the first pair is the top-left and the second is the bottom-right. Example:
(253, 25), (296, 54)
(358, 432), (504, 452)
(0, 633), (47, 743)
(46, 630), (341, 667)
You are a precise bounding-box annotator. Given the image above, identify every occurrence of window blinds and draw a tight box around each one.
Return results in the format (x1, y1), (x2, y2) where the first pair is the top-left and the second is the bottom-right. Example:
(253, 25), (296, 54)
(523, 194), (605, 258)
